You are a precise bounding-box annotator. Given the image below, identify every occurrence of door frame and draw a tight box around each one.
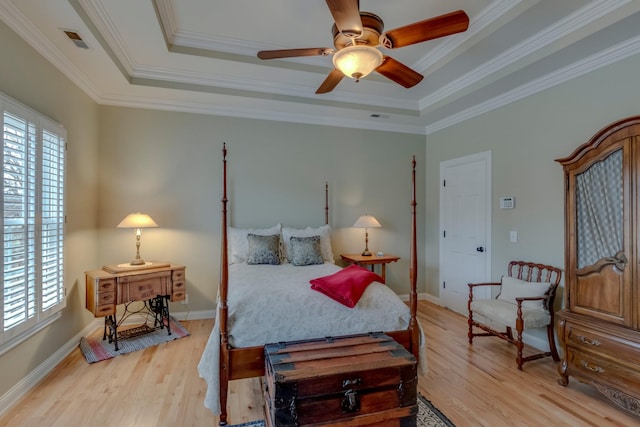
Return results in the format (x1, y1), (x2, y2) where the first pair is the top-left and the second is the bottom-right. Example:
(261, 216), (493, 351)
(439, 150), (493, 305)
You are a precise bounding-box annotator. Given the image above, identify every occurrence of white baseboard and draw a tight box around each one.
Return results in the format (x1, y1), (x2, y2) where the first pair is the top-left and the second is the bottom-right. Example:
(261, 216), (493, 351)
(0, 309), (214, 418)
(399, 293), (431, 302)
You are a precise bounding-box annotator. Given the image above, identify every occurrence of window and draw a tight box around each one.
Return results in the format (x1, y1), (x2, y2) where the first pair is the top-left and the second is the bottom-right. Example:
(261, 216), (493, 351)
(1, 92), (66, 354)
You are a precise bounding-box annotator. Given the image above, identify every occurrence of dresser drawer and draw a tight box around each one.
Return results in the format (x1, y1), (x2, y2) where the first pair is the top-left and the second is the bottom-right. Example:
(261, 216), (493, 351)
(171, 280), (186, 302)
(172, 268), (185, 282)
(124, 280), (167, 302)
(172, 280), (185, 292)
(97, 279), (115, 293)
(119, 272), (170, 303)
(97, 292), (115, 305)
(95, 304), (115, 317)
(564, 323), (640, 367)
(566, 346), (640, 393)
(171, 290), (186, 302)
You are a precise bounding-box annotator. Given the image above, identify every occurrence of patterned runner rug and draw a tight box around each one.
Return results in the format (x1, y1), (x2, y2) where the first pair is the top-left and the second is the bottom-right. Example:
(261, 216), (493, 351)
(79, 316), (189, 363)
(228, 394), (455, 427)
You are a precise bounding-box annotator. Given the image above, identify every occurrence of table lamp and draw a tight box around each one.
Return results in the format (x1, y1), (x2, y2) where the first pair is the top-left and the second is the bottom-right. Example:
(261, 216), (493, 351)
(353, 214), (381, 256)
(117, 212), (158, 265)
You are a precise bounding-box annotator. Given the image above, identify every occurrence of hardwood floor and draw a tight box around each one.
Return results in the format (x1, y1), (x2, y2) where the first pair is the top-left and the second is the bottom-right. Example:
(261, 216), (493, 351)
(1, 300), (639, 426)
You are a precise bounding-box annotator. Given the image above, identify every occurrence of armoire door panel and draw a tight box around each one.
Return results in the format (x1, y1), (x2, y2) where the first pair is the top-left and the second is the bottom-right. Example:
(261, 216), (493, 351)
(573, 266), (628, 325)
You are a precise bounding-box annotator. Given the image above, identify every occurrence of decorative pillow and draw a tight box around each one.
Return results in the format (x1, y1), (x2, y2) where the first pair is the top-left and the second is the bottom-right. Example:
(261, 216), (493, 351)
(246, 234), (281, 265)
(309, 264), (384, 308)
(282, 225), (334, 263)
(498, 275), (551, 309)
(289, 236), (324, 266)
(227, 224), (281, 264)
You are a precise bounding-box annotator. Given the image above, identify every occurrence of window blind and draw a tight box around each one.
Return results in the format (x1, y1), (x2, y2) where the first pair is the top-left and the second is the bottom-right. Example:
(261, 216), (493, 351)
(1, 94), (66, 350)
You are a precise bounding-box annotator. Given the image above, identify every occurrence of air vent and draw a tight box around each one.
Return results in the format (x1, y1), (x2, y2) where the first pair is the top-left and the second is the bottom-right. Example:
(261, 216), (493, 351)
(62, 30), (89, 49)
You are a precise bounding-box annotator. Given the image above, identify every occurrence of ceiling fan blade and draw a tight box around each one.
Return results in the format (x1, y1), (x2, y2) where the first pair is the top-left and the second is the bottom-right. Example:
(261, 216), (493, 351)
(375, 56), (424, 88)
(325, 0), (362, 37)
(382, 10), (469, 49)
(257, 48), (333, 60)
(316, 69), (345, 94)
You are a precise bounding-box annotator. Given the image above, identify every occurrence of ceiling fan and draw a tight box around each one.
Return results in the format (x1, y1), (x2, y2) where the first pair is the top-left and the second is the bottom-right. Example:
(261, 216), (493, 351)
(257, 0), (469, 94)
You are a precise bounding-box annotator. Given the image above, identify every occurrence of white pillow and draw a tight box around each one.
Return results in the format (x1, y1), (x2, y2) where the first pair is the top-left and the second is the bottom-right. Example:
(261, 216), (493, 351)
(227, 224), (281, 264)
(282, 224), (334, 264)
(497, 276), (551, 310)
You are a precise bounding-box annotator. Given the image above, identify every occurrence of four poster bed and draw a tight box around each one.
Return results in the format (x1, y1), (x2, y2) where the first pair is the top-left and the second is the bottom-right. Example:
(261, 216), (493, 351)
(198, 144), (423, 426)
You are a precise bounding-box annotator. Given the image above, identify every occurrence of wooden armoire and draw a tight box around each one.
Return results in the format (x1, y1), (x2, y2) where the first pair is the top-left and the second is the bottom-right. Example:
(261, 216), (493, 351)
(556, 116), (640, 416)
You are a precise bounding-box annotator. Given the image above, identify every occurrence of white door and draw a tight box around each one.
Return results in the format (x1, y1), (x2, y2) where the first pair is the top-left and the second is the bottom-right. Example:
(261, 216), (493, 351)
(439, 151), (492, 315)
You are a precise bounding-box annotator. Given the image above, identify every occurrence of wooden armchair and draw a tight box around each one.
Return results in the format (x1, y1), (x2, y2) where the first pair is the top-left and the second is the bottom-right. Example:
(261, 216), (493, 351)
(467, 260), (562, 370)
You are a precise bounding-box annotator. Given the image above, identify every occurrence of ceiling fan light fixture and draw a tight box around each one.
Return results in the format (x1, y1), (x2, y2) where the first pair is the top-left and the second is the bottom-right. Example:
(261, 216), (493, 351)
(332, 45), (383, 82)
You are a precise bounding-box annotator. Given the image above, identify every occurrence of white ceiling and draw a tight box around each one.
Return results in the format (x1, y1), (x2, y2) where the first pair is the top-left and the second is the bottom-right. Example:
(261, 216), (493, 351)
(2, 0), (640, 135)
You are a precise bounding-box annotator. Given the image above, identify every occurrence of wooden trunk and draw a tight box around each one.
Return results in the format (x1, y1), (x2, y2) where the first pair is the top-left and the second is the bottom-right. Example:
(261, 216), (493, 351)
(263, 333), (417, 427)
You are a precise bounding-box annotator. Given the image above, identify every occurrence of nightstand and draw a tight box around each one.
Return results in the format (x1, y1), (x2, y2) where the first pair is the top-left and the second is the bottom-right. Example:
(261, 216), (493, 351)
(340, 253), (400, 283)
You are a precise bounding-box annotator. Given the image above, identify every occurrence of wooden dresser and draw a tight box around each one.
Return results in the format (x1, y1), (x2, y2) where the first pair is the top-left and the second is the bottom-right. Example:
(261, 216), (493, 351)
(85, 262), (185, 350)
(86, 263), (186, 316)
(556, 117), (640, 416)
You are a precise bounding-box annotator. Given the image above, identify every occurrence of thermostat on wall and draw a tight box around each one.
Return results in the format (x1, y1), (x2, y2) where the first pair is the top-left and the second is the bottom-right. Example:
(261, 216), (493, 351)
(500, 196), (515, 209)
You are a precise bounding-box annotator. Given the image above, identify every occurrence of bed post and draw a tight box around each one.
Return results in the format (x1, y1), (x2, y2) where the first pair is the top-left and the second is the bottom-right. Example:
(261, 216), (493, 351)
(218, 143), (230, 426)
(409, 155), (420, 362)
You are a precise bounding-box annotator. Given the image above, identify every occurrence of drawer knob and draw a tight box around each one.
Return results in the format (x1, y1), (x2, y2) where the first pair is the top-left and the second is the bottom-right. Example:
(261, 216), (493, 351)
(580, 360), (605, 373)
(577, 335), (600, 346)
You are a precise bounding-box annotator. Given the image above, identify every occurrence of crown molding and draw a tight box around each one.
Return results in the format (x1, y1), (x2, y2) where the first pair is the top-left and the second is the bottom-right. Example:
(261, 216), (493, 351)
(418, 0), (632, 111)
(98, 93), (427, 135)
(425, 33), (640, 134)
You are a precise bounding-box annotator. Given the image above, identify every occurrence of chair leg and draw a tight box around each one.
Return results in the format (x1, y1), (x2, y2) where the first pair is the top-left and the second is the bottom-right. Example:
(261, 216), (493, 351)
(506, 326), (513, 341)
(467, 288), (474, 345)
(547, 323), (560, 361)
(515, 323), (524, 370)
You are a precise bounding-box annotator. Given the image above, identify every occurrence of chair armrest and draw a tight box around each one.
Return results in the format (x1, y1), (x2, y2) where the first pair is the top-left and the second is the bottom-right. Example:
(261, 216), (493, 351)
(515, 295), (549, 302)
(468, 282), (501, 303)
(514, 295), (553, 317)
(468, 282), (500, 289)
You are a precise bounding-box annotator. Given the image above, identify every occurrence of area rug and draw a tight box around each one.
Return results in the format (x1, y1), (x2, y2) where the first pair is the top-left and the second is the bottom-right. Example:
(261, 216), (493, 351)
(228, 393), (455, 427)
(79, 316), (189, 363)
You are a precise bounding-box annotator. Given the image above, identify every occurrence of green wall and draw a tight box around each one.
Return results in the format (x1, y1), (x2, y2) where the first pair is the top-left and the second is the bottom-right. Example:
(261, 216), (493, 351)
(3, 7), (640, 410)
(424, 51), (640, 300)
(0, 20), (100, 398)
(97, 107), (426, 312)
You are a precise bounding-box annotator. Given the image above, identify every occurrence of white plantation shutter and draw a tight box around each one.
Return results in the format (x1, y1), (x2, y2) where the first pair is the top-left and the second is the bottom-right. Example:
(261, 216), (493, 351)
(1, 94), (65, 350)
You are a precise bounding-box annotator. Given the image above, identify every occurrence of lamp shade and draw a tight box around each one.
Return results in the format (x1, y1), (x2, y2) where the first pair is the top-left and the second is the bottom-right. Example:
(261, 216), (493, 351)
(353, 215), (381, 229)
(333, 45), (383, 81)
(117, 213), (158, 229)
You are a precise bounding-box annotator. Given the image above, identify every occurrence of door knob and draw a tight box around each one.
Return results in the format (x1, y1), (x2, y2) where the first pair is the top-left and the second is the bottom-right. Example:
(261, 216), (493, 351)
(476, 247), (485, 253)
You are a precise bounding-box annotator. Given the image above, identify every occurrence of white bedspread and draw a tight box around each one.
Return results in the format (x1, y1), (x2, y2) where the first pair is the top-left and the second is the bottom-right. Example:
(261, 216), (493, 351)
(197, 262), (426, 414)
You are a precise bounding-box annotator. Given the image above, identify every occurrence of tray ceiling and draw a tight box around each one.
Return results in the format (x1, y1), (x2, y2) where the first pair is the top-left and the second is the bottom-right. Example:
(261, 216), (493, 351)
(1, 0), (640, 134)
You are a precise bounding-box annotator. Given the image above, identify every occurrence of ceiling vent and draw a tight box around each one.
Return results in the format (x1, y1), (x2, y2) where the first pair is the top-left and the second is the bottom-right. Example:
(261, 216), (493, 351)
(63, 30), (89, 49)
